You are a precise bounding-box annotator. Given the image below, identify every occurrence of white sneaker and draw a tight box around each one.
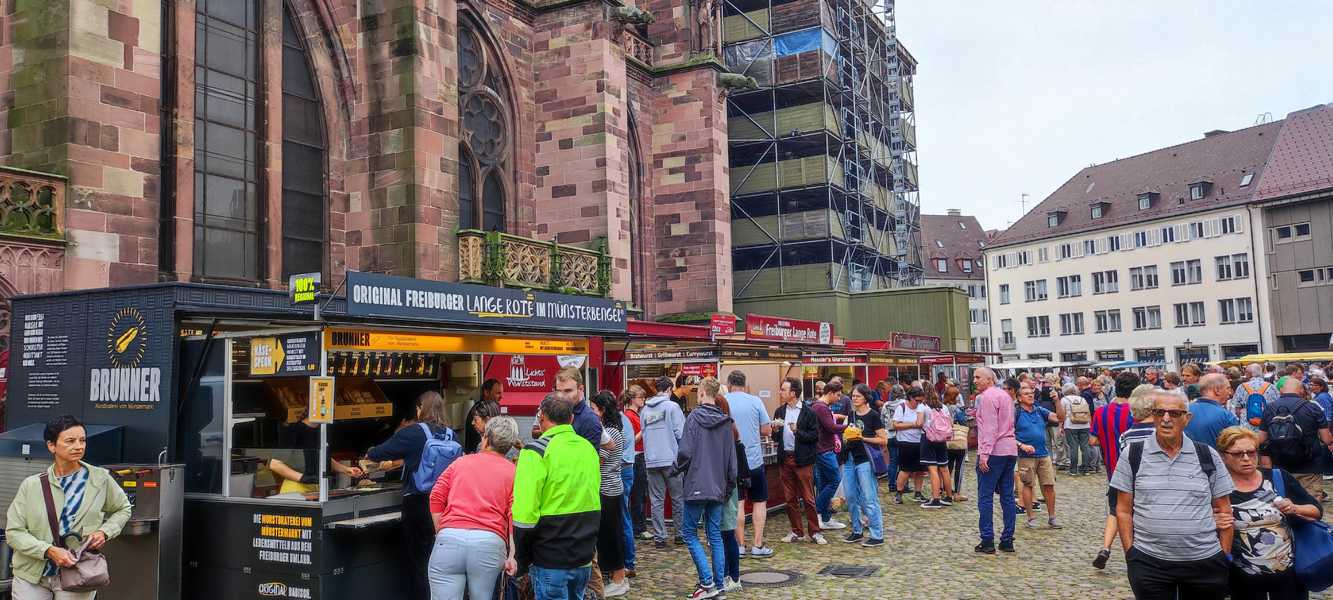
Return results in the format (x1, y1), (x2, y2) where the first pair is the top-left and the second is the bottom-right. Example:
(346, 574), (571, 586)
(739, 545), (749, 558)
(723, 577), (743, 592)
(811, 532), (829, 545)
(604, 580), (631, 598)
(781, 531), (807, 543)
(820, 517), (847, 530)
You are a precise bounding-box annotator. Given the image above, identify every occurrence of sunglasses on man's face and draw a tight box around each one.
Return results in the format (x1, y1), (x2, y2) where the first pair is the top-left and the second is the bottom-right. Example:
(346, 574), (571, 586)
(1151, 408), (1188, 419)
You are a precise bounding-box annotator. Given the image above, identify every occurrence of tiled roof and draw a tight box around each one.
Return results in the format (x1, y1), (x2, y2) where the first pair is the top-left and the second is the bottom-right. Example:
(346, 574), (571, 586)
(1253, 103), (1333, 203)
(988, 121), (1284, 248)
(920, 213), (986, 280)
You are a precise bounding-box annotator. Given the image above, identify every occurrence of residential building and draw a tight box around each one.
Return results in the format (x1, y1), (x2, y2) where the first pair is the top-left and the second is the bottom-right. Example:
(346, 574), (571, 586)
(921, 210), (990, 352)
(985, 123), (1280, 368)
(1249, 103), (1333, 352)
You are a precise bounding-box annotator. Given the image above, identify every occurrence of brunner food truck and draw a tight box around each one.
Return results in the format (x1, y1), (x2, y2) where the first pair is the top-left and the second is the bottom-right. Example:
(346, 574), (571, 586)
(0, 272), (626, 600)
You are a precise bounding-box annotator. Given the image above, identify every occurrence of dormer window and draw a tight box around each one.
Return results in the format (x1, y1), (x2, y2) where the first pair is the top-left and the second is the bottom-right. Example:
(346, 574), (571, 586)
(1046, 209), (1067, 228)
(1189, 180), (1213, 200)
(962, 260), (973, 273)
(1089, 200), (1110, 219)
(1240, 173), (1254, 187)
(1137, 192), (1159, 210)
(935, 240), (944, 248)
(936, 258), (948, 273)
(958, 221), (967, 229)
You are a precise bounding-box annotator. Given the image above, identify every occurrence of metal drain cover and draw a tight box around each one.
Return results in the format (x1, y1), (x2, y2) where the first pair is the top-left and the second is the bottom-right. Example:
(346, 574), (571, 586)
(738, 569), (804, 588)
(817, 564), (879, 577)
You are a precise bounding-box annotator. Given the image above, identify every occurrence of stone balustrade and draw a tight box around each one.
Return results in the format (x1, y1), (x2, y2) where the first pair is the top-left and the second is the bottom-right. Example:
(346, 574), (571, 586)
(458, 230), (610, 297)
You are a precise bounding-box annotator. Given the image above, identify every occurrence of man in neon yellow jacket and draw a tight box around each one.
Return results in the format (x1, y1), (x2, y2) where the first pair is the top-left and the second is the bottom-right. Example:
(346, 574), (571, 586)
(514, 393), (601, 600)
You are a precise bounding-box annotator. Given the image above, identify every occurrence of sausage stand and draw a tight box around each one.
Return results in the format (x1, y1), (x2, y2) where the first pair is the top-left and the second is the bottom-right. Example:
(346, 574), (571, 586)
(0, 273), (626, 600)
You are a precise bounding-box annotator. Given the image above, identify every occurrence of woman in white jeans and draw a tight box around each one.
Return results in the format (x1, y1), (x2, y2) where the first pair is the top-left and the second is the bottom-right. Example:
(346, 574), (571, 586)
(428, 416), (520, 600)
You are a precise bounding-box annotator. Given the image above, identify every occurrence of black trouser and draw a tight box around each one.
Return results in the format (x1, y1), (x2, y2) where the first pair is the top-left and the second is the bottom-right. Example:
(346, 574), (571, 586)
(1229, 566), (1308, 600)
(947, 449), (966, 493)
(598, 494), (626, 572)
(1125, 547), (1228, 600)
(631, 454), (648, 533)
(401, 492), (434, 600)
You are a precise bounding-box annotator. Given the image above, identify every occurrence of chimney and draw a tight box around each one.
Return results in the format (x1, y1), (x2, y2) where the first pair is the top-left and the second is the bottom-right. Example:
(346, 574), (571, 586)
(946, 208), (961, 216)
(1203, 129), (1229, 138)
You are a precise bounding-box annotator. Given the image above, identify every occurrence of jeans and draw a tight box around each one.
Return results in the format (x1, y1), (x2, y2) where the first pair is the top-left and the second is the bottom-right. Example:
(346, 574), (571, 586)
(976, 454), (1017, 544)
(841, 460), (884, 539)
(1064, 429), (1092, 473)
(428, 528), (505, 600)
(778, 455), (820, 536)
(886, 439), (901, 490)
(681, 501), (725, 589)
(813, 451), (841, 521)
(530, 565), (591, 600)
(647, 466), (684, 541)
(620, 465), (636, 570)
(1126, 548), (1229, 600)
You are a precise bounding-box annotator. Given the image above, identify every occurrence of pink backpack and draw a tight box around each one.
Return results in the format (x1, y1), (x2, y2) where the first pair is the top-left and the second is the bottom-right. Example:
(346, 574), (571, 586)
(925, 407), (953, 442)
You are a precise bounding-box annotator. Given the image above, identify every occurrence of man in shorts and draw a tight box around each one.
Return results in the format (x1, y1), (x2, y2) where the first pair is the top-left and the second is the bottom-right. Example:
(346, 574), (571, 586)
(724, 370), (775, 558)
(1015, 383), (1062, 529)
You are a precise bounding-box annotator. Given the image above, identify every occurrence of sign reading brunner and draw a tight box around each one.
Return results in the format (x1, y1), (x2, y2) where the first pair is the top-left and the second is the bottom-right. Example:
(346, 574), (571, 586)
(346, 271), (628, 332)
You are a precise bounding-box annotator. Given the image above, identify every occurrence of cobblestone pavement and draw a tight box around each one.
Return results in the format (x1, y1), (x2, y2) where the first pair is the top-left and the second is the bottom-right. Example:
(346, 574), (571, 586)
(623, 465), (1333, 600)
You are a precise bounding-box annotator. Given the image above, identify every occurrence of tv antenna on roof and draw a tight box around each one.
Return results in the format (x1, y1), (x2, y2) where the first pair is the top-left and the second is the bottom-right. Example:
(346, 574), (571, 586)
(1019, 193), (1030, 216)
(1255, 112), (1273, 125)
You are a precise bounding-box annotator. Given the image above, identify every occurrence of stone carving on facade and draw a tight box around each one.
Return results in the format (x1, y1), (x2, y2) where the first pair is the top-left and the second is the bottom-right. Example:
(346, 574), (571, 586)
(692, 0), (720, 56)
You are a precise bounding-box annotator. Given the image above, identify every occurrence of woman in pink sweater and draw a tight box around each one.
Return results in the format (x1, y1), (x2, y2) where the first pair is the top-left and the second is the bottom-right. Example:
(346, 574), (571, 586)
(428, 416), (519, 600)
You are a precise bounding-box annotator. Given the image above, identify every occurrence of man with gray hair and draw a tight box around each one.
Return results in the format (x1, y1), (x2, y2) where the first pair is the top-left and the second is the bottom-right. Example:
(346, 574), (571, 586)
(1184, 374), (1239, 449)
(1231, 363), (1278, 426)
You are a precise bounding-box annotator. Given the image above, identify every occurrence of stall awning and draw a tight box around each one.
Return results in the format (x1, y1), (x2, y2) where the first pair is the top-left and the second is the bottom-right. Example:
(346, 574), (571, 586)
(1089, 359), (1167, 370)
(1218, 352), (1333, 368)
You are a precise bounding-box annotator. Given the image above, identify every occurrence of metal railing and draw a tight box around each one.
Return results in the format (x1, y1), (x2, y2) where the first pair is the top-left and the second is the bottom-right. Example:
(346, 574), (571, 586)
(0, 166), (65, 240)
(457, 230), (610, 297)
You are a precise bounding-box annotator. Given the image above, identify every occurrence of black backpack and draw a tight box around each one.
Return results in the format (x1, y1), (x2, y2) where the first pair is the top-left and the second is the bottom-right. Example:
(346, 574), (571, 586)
(1127, 438), (1215, 480)
(1267, 403), (1317, 466)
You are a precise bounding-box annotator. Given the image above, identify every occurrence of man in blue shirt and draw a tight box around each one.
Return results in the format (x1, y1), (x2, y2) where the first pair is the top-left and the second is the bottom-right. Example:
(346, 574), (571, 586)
(1184, 374), (1239, 449)
(1015, 384), (1062, 529)
(725, 370), (774, 558)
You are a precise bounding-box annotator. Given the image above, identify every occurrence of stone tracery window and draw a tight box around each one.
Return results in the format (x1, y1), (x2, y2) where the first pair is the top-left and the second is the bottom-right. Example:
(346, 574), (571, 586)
(457, 18), (511, 232)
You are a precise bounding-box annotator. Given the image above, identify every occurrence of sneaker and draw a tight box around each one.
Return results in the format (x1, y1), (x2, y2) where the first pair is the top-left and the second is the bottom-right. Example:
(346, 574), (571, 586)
(843, 532), (864, 544)
(654, 539), (667, 549)
(641, 531), (655, 540)
(676, 535), (686, 546)
(781, 531), (807, 543)
(1015, 505), (1027, 515)
(750, 546), (774, 558)
(1323, 475), (1333, 481)
(1048, 517), (1063, 530)
(604, 580), (631, 598)
(626, 569), (637, 579)
(952, 494), (969, 502)
(938, 496), (954, 506)
(820, 517), (847, 530)
(913, 492), (929, 503)
(1092, 548), (1111, 570)
(974, 541), (996, 554)
(1025, 518), (1037, 529)
(998, 540), (1015, 553)
(920, 499), (945, 509)
(723, 577), (743, 593)
(688, 585), (719, 600)
(861, 537), (884, 547)
(739, 546), (749, 558)
(811, 532), (829, 545)
(893, 493), (904, 505)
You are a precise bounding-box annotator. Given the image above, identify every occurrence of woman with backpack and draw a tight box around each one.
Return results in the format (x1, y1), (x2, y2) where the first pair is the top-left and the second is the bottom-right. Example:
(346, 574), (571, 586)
(366, 391), (461, 600)
(589, 391), (630, 597)
(919, 388), (957, 509)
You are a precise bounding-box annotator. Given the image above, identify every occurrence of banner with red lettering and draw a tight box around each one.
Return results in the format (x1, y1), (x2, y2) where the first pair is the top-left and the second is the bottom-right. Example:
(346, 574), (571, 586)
(745, 314), (833, 345)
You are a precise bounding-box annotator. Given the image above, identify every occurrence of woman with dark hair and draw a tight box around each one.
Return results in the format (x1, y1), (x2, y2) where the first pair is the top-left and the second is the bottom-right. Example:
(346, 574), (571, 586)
(919, 388), (956, 509)
(467, 400), (502, 454)
(589, 391), (630, 597)
(839, 384), (886, 546)
(891, 387), (928, 505)
(5, 415), (133, 600)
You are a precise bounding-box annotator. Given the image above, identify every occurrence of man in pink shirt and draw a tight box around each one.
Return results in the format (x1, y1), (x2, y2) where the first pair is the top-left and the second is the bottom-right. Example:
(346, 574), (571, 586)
(972, 368), (1018, 554)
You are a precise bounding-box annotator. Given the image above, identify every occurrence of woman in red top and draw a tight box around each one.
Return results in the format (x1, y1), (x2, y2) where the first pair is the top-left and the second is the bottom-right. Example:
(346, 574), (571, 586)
(428, 416), (519, 600)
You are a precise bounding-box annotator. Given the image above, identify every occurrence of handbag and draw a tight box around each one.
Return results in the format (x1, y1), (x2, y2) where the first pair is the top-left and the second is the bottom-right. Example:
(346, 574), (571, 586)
(39, 473), (111, 592)
(1272, 468), (1333, 592)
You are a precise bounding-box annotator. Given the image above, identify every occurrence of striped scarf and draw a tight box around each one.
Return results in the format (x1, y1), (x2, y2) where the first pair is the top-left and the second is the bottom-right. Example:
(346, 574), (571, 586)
(42, 466), (89, 577)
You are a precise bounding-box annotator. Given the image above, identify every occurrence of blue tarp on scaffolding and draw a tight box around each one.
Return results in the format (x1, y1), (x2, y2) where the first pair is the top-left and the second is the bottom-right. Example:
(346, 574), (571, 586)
(773, 28), (838, 59)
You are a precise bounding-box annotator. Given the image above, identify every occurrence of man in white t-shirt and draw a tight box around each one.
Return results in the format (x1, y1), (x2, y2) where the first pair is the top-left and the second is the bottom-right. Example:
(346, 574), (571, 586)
(725, 370), (774, 558)
(1060, 383), (1093, 476)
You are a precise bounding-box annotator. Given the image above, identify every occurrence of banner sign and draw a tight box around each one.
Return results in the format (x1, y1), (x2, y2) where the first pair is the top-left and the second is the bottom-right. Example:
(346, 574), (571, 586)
(347, 271), (627, 332)
(484, 354), (561, 393)
(325, 328), (588, 356)
(710, 314), (736, 337)
(802, 354), (866, 366)
(890, 332), (941, 353)
(744, 314), (832, 345)
(249, 333), (320, 377)
(680, 363), (719, 378)
(289, 272), (320, 305)
(615, 347), (720, 364)
(308, 377), (334, 424)
(918, 353), (986, 366)
(720, 347), (802, 362)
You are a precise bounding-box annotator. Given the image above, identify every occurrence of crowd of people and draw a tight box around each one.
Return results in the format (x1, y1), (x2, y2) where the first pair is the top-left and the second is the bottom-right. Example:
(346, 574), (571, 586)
(10, 358), (1333, 600)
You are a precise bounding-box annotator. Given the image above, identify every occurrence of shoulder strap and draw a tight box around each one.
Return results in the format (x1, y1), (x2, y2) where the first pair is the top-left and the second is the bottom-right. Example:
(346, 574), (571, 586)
(39, 473), (61, 543)
(1272, 468), (1287, 497)
(1193, 441), (1215, 477)
(1128, 440), (1144, 480)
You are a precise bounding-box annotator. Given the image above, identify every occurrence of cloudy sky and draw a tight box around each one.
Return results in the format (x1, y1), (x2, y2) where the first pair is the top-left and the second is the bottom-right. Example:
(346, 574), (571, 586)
(897, 1), (1333, 231)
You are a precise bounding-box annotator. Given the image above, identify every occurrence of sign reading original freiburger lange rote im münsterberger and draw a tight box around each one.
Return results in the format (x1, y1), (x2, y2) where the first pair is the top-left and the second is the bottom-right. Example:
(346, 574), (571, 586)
(346, 271), (628, 332)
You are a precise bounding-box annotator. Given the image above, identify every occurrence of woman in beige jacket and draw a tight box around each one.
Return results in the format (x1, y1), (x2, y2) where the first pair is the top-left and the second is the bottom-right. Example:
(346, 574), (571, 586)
(5, 415), (132, 599)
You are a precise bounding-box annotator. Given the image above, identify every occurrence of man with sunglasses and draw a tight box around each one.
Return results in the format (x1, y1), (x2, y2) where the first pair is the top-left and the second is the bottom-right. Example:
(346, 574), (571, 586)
(1111, 392), (1235, 599)
(1258, 377), (1333, 503)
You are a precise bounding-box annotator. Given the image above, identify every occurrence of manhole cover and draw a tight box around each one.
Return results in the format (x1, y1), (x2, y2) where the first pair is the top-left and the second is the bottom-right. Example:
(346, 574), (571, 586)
(817, 564), (879, 577)
(738, 569), (804, 588)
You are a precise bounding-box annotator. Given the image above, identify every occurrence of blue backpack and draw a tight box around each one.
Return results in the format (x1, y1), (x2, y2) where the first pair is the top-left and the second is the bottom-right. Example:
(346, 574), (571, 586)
(411, 423), (462, 494)
(1271, 468), (1333, 592)
(1243, 382), (1270, 426)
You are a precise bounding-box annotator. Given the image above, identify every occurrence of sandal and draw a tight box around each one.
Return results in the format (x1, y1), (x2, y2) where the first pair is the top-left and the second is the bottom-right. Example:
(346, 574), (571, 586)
(951, 494), (969, 502)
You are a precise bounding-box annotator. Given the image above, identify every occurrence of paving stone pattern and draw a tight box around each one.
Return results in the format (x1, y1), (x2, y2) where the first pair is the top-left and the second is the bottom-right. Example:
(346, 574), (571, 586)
(624, 464), (1333, 599)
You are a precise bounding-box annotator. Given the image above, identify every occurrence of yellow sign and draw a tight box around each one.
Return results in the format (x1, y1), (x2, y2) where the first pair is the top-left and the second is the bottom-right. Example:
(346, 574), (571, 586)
(308, 376), (335, 424)
(324, 329), (588, 356)
(290, 273), (321, 304)
(250, 338), (286, 376)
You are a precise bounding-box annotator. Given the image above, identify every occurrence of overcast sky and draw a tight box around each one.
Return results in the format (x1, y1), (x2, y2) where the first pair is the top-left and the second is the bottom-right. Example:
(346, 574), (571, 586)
(897, 1), (1333, 231)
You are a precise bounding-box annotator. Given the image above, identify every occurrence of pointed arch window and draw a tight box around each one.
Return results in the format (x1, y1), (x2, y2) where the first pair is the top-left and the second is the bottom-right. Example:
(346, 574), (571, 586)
(281, 8), (327, 278)
(457, 18), (511, 231)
